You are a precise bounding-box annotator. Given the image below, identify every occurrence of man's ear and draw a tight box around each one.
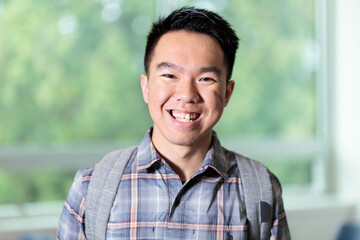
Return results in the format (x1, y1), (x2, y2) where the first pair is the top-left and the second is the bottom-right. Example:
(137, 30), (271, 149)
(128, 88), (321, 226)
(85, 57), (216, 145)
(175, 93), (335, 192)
(224, 80), (235, 106)
(140, 74), (149, 103)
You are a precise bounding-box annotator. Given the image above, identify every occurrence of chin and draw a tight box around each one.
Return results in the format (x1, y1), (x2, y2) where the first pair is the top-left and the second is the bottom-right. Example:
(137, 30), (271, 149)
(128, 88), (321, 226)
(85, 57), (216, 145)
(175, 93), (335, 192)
(166, 131), (210, 147)
(168, 138), (197, 147)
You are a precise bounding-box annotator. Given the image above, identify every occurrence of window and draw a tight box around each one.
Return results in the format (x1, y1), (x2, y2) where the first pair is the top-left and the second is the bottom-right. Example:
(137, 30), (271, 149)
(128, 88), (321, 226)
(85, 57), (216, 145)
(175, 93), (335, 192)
(0, 0), (326, 209)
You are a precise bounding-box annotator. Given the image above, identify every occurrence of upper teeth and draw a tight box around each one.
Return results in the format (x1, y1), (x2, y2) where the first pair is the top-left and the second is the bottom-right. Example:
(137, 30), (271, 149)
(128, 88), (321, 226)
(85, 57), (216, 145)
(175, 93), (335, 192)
(172, 111), (198, 122)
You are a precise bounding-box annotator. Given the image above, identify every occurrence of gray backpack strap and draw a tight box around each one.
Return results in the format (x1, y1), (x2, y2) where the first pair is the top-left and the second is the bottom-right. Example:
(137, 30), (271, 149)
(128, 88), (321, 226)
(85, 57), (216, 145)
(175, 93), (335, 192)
(235, 154), (273, 240)
(85, 146), (137, 240)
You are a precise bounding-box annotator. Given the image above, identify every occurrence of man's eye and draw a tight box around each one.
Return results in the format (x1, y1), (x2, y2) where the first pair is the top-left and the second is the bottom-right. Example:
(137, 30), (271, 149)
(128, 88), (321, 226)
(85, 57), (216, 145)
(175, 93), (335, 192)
(199, 77), (216, 82)
(162, 74), (176, 79)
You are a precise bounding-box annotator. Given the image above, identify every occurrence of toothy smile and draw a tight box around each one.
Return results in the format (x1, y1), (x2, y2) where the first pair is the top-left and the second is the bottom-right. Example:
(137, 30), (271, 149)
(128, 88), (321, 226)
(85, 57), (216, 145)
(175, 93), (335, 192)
(170, 110), (200, 122)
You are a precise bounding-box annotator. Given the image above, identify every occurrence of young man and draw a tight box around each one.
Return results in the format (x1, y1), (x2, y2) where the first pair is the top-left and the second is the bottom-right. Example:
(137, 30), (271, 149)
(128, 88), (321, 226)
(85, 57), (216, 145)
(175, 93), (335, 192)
(57, 7), (290, 240)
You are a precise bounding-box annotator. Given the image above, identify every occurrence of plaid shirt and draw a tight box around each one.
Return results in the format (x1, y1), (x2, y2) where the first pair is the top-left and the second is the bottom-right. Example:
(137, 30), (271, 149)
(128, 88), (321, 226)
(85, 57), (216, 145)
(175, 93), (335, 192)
(57, 129), (290, 239)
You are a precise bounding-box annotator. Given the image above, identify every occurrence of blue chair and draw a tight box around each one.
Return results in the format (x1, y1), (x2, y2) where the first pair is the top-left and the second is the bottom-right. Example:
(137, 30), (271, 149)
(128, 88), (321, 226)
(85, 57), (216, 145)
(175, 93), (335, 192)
(336, 222), (360, 240)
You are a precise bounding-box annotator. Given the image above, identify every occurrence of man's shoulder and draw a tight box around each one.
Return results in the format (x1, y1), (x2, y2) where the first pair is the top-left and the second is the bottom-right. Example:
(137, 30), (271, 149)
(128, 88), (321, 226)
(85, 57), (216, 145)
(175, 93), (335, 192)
(225, 149), (283, 193)
(73, 146), (138, 187)
(99, 146), (138, 163)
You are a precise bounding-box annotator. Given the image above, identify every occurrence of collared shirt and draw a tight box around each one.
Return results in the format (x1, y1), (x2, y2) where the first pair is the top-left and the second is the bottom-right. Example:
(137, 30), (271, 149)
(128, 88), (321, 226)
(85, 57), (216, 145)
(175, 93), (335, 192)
(57, 129), (290, 239)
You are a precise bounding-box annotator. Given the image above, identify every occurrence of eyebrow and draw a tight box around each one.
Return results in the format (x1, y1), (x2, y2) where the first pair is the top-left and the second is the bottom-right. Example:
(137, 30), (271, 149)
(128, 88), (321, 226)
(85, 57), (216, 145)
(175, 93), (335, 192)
(156, 62), (222, 76)
(156, 62), (180, 71)
(199, 66), (222, 76)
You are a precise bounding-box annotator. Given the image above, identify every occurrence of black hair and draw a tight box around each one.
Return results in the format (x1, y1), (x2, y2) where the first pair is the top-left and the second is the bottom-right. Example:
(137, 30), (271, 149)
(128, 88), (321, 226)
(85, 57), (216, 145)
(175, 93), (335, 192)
(144, 7), (239, 81)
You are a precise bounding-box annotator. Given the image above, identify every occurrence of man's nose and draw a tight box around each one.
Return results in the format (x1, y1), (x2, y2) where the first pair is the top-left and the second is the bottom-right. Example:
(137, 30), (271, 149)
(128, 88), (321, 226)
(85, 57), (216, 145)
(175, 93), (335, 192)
(175, 79), (200, 104)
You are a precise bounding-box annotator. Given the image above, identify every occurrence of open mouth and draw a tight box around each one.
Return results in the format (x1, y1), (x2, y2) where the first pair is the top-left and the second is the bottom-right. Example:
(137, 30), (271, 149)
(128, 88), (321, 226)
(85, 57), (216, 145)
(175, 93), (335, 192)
(169, 110), (200, 123)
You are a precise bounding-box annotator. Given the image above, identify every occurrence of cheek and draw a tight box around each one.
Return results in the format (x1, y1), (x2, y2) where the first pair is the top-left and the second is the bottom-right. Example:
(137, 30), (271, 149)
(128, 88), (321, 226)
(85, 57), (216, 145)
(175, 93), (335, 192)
(207, 89), (226, 106)
(148, 84), (171, 108)
(204, 91), (227, 117)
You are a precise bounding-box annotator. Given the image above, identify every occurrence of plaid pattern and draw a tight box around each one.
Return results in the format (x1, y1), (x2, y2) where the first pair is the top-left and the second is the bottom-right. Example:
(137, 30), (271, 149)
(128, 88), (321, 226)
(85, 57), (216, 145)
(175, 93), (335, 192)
(57, 129), (290, 239)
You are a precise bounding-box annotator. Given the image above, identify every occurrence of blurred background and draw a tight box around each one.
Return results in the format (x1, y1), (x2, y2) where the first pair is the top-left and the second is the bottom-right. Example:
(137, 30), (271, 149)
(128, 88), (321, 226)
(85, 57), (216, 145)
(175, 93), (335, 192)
(0, 0), (359, 239)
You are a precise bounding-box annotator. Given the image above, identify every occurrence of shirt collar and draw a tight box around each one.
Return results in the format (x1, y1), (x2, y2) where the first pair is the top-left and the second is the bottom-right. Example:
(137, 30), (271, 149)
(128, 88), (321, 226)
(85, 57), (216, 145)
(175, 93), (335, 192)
(202, 132), (229, 179)
(136, 128), (162, 171)
(136, 128), (229, 179)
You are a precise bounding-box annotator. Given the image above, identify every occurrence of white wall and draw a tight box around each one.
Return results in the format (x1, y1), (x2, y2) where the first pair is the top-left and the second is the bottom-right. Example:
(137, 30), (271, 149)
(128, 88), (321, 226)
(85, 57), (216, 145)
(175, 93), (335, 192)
(335, 0), (360, 219)
(286, 197), (355, 240)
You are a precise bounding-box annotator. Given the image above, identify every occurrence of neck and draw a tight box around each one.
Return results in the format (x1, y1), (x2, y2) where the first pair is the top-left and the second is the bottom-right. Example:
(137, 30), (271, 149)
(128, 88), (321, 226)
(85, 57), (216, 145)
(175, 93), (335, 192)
(151, 130), (213, 182)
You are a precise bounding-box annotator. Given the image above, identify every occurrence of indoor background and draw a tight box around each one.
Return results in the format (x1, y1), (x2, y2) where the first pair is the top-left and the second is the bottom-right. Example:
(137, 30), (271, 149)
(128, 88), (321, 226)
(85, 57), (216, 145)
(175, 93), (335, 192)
(0, 0), (359, 239)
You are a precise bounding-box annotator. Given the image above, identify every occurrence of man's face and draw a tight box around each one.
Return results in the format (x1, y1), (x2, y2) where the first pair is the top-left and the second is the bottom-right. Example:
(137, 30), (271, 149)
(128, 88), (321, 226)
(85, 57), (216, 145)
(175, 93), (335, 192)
(141, 30), (234, 148)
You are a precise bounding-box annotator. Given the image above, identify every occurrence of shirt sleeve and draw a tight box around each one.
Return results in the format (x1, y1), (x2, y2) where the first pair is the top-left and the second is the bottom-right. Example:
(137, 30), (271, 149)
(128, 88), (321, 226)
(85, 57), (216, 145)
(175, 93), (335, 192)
(57, 167), (93, 240)
(269, 173), (291, 240)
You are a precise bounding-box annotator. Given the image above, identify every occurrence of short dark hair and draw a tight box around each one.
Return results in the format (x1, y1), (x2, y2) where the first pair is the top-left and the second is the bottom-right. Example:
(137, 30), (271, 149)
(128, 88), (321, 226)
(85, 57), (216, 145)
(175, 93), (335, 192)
(144, 7), (239, 81)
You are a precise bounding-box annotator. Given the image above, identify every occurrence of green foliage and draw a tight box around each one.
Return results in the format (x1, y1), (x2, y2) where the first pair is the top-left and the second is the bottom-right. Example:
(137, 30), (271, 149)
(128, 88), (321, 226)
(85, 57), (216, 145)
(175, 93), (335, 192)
(0, 169), (23, 203)
(0, 0), (315, 144)
(263, 159), (312, 185)
(0, 0), (154, 144)
(214, 0), (316, 140)
(0, 168), (75, 204)
(20, 170), (75, 202)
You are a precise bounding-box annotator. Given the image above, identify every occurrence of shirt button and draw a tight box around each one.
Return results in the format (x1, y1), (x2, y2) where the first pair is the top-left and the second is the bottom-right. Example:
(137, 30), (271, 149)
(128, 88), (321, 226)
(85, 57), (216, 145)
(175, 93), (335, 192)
(226, 234), (233, 240)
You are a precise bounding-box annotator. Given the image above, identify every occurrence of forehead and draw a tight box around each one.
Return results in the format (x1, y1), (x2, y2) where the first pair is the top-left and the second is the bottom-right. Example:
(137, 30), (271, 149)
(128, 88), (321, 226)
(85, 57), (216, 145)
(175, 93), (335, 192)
(149, 30), (226, 73)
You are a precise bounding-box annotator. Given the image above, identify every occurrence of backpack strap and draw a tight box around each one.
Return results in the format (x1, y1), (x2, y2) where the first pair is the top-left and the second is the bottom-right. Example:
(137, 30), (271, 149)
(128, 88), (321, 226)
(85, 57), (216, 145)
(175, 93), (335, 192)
(235, 154), (273, 240)
(85, 146), (137, 240)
